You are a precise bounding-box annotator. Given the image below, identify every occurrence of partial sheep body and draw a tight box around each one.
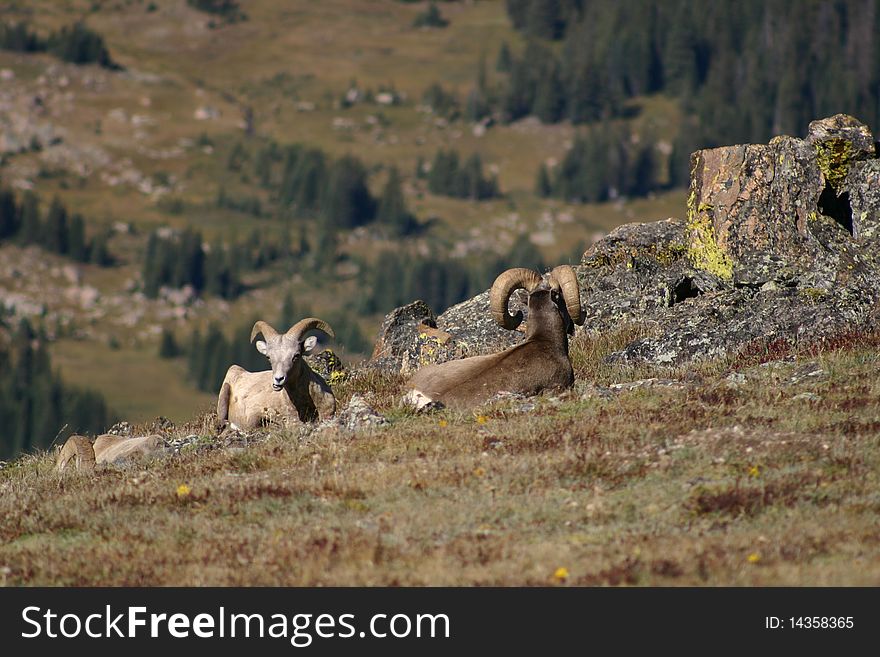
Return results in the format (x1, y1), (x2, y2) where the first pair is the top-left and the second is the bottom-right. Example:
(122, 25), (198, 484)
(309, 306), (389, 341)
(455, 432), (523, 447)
(217, 318), (336, 430)
(56, 433), (163, 472)
(405, 266), (583, 409)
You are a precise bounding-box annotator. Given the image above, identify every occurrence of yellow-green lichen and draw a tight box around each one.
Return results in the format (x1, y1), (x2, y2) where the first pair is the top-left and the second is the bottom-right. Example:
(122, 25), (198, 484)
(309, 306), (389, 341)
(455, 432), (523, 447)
(687, 196), (733, 280)
(800, 287), (828, 304)
(814, 138), (855, 193)
(328, 369), (348, 385)
(417, 333), (447, 366)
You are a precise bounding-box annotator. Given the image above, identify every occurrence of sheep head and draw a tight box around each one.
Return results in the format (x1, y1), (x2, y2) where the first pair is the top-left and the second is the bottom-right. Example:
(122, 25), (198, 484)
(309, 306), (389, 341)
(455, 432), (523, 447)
(250, 318), (335, 391)
(489, 265), (584, 336)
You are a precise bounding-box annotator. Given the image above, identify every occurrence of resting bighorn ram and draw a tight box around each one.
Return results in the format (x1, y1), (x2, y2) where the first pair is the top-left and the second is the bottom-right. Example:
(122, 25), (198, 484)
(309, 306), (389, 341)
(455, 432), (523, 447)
(217, 318), (337, 429)
(404, 265), (585, 409)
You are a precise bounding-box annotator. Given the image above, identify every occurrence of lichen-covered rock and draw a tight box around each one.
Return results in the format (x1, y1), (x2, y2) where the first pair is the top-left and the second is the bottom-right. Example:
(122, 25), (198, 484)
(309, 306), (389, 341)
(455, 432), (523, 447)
(807, 113), (876, 193)
(579, 218), (721, 330)
(306, 348), (347, 385)
(369, 294), (524, 375)
(608, 285), (876, 365)
(369, 300), (435, 374)
(687, 137), (822, 280)
(597, 114), (880, 365)
(370, 115), (880, 370)
(848, 159), (880, 243)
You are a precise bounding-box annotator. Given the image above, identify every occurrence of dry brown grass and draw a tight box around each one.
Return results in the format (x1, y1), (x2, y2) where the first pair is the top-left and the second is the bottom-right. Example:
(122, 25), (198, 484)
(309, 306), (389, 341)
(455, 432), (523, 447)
(2, 329), (880, 586)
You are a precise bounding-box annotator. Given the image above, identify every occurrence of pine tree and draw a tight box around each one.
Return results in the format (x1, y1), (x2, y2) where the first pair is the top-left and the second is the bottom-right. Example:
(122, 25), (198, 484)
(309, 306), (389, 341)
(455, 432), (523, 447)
(533, 61), (565, 123)
(535, 163), (553, 197)
(505, 0), (531, 30)
(67, 213), (87, 262)
(17, 191), (41, 245)
(313, 220), (338, 273)
(254, 145), (274, 187)
(158, 328), (180, 358)
(0, 22), (46, 53)
(496, 41), (513, 72)
(173, 229), (205, 292)
(47, 22), (115, 67)
(428, 149), (459, 196)
(457, 154), (483, 199)
(89, 231), (112, 266)
(142, 232), (164, 298)
(280, 147), (326, 213)
(0, 188), (18, 239)
(198, 324), (228, 391)
(43, 197), (69, 255)
(662, 2), (699, 95)
(464, 87), (490, 122)
(277, 291), (298, 329)
(321, 155), (375, 228)
(187, 327), (203, 384)
(224, 243), (243, 299)
(376, 166), (416, 236)
(502, 58), (534, 121)
(526, 0), (564, 40)
(413, 2), (449, 28)
(226, 141), (247, 171)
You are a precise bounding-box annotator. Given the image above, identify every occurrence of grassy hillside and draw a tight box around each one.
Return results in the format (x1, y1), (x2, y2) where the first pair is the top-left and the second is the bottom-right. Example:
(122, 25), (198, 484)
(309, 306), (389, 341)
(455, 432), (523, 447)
(2, 331), (879, 585)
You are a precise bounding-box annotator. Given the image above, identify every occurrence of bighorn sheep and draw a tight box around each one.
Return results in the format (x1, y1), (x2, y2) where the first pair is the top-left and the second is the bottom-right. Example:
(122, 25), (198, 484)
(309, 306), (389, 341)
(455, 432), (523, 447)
(404, 265), (584, 409)
(217, 318), (337, 429)
(56, 433), (164, 472)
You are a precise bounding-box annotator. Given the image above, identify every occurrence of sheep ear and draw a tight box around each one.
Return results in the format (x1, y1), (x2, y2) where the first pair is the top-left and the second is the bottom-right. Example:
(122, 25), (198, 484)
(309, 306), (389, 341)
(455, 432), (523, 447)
(303, 335), (318, 353)
(255, 340), (268, 355)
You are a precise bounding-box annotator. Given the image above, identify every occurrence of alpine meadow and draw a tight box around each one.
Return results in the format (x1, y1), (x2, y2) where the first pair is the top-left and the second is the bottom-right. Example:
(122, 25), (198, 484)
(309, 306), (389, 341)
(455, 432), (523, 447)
(1, 0), (880, 587)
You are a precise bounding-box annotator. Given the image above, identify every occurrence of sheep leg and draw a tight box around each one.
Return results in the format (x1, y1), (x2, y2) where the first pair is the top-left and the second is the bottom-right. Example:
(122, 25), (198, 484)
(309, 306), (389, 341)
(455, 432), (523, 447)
(217, 381), (231, 427)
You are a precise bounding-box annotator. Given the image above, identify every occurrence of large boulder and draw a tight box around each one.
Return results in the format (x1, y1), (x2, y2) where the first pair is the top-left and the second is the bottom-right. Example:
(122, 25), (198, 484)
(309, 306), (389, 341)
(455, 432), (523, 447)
(371, 114), (880, 370)
(368, 297), (523, 375)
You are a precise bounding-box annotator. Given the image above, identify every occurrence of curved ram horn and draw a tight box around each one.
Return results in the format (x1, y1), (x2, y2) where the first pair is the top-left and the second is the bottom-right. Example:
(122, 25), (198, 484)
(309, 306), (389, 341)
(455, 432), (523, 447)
(489, 268), (543, 330)
(287, 317), (336, 340)
(250, 320), (280, 343)
(549, 265), (584, 325)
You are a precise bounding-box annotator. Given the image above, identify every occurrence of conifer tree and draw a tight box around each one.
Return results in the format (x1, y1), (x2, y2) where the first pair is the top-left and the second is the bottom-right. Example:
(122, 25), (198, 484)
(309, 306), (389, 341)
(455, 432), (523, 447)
(526, 0), (563, 40)
(158, 328), (180, 359)
(533, 61), (565, 123)
(43, 197), (69, 255)
(321, 155), (375, 228)
(376, 166), (416, 236)
(0, 188), (18, 239)
(277, 291), (298, 329)
(496, 41), (513, 72)
(89, 231), (112, 266)
(535, 163), (553, 198)
(67, 213), (87, 262)
(17, 191), (41, 245)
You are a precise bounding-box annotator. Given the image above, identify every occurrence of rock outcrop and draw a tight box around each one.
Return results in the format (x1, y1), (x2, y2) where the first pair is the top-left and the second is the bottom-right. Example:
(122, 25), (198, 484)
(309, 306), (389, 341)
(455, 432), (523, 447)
(372, 114), (880, 370)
